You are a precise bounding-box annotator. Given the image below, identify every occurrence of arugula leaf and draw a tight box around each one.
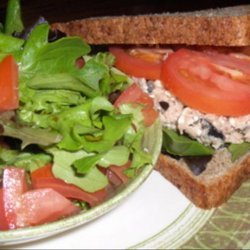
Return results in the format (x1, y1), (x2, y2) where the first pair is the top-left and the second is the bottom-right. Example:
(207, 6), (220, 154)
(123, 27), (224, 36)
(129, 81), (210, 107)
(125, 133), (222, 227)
(48, 147), (108, 192)
(162, 128), (214, 156)
(4, 0), (24, 35)
(228, 142), (250, 162)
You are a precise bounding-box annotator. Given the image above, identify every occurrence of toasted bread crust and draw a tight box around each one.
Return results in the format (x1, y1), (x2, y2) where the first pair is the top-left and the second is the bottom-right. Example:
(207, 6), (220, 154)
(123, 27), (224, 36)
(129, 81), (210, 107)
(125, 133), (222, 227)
(52, 5), (250, 46)
(155, 153), (250, 209)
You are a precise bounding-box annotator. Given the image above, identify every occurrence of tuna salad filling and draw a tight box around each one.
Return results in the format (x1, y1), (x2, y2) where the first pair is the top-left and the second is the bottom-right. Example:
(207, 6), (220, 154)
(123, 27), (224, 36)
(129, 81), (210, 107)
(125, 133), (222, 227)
(136, 78), (250, 150)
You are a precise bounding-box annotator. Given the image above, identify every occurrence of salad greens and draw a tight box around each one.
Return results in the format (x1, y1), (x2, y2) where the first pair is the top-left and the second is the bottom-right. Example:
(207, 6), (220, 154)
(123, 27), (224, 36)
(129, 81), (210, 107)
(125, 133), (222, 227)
(228, 142), (250, 162)
(162, 128), (214, 156)
(162, 127), (250, 162)
(4, 0), (24, 35)
(0, 0), (156, 193)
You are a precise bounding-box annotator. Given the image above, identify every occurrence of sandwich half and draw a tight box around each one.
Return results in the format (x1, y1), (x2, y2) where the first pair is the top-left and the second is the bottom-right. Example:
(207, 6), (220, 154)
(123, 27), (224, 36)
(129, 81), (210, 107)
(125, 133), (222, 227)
(52, 5), (250, 209)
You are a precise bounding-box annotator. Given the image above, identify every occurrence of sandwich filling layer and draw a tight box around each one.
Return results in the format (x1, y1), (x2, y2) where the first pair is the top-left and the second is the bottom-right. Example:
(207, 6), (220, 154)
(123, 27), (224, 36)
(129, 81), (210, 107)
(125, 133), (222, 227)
(136, 78), (250, 149)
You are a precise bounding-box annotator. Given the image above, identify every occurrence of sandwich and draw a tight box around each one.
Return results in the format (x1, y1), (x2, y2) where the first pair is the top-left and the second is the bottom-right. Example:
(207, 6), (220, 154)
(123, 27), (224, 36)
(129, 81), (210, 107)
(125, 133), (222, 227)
(52, 5), (250, 209)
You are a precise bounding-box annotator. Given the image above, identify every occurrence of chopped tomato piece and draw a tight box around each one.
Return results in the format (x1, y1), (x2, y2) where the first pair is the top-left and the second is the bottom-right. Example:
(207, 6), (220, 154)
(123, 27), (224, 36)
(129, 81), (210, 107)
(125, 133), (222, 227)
(2, 167), (80, 229)
(109, 47), (164, 80)
(2, 167), (28, 229)
(31, 163), (54, 179)
(161, 48), (250, 116)
(15, 188), (80, 228)
(0, 189), (9, 231)
(108, 161), (131, 186)
(31, 164), (107, 207)
(0, 55), (19, 111)
(115, 83), (158, 126)
(32, 178), (107, 207)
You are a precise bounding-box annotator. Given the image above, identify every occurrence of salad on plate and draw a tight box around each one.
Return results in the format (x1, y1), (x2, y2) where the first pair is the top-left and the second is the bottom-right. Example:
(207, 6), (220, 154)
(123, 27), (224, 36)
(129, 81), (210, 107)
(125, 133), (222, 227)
(0, 0), (161, 231)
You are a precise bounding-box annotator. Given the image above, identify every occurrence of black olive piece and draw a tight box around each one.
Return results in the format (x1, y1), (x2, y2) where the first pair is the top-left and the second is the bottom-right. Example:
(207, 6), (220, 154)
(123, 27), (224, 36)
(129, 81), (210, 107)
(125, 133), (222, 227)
(207, 123), (225, 139)
(159, 101), (169, 111)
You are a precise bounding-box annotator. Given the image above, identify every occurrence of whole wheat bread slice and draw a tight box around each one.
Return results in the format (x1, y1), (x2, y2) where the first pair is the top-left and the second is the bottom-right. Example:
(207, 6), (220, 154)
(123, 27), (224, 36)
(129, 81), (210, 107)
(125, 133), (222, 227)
(156, 150), (250, 209)
(52, 5), (250, 46)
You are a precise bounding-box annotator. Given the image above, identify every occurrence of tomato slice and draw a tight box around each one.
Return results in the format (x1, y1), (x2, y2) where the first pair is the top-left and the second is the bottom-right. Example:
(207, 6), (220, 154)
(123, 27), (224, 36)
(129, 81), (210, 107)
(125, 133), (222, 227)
(0, 55), (19, 111)
(2, 167), (80, 229)
(161, 48), (250, 116)
(31, 164), (107, 207)
(109, 47), (163, 80)
(15, 188), (80, 228)
(32, 178), (107, 207)
(31, 163), (54, 179)
(2, 167), (28, 229)
(115, 83), (158, 126)
(0, 188), (9, 231)
(108, 161), (131, 185)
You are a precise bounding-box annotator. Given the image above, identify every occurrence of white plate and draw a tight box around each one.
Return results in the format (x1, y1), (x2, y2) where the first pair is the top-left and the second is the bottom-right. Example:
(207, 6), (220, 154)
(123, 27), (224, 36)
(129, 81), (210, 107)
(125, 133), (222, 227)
(6, 171), (250, 249)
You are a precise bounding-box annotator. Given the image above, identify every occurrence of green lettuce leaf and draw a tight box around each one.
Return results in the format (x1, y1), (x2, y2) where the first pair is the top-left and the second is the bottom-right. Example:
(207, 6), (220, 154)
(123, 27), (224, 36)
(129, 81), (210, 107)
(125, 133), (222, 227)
(21, 23), (49, 71)
(48, 147), (108, 192)
(11, 153), (51, 171)
(0, 119), (62, 149)
(4, 0), (24, 35)
(79, 114), (132, 153)
(73, 145), (130, 174)
(162, 128), (214, 156)
(228, 142), (250, 162)
(0, 147), (51, 172)
(0, 33), (24, 53)
(27, 73), (97, 97)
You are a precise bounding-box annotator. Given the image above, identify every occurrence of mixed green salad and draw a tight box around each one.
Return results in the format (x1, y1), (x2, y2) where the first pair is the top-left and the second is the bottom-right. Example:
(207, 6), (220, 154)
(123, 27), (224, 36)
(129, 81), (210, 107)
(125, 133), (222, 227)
(0, 0), (160, 230)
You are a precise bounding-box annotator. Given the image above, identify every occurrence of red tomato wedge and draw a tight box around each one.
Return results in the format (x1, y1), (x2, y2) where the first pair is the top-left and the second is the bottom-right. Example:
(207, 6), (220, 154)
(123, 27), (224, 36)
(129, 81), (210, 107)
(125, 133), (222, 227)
(115, 83), (158, 126)
(2, 167), (80, 229)
(15, 188), (80, 228)
(31, 163), (54, 179)
(31, 164), (107, 207)
(32, 178), (107, 207)
(161, 48), (250, 116)
(2, 167), (28, 229)
(109, 47), (163, 80)
(0, 55), (19, 111)
(108, 161), (131, 185)
(0, 189), (9, 231)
